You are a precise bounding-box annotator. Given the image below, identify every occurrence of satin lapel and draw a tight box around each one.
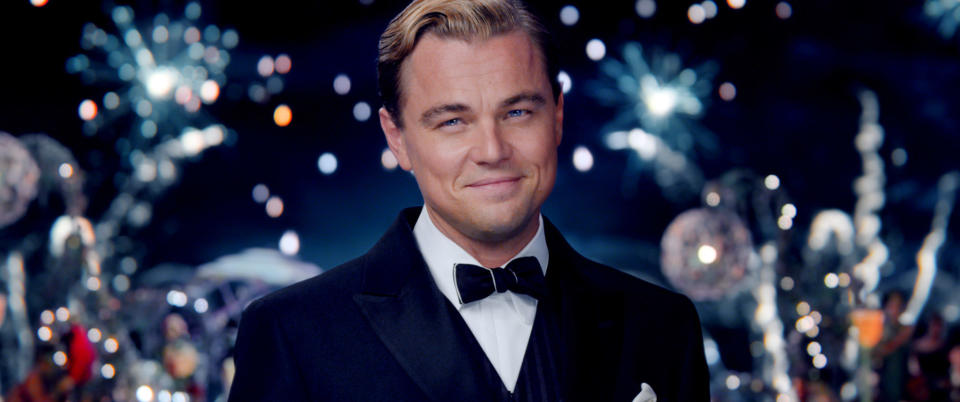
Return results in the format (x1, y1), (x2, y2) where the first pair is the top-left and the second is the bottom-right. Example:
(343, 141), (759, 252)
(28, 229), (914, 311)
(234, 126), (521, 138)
(353, 208), (494, 402)
(543, 218), (627, 399)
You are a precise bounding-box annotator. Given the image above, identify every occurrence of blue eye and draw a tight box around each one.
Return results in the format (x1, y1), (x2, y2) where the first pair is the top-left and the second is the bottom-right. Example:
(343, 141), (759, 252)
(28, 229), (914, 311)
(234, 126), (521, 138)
(441, 118), (461, 127)
(507, 109), (528, 118)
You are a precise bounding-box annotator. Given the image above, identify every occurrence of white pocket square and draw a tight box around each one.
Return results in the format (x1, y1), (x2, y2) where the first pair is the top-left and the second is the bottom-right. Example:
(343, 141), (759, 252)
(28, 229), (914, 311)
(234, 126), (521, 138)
(631, 382), (657, 402)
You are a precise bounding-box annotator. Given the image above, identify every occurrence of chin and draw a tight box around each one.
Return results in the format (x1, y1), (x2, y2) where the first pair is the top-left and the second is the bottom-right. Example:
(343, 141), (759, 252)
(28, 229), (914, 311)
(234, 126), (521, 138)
(466, 210), (534, 243)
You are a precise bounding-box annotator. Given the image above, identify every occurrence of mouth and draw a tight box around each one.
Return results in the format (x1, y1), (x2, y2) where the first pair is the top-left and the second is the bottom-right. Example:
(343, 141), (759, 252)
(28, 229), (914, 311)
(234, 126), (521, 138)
(467, 176), (522, 188)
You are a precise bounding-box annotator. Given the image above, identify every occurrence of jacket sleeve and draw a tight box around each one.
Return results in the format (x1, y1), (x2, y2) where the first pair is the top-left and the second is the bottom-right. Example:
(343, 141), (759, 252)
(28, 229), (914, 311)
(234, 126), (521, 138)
(228, 298), (309, 402)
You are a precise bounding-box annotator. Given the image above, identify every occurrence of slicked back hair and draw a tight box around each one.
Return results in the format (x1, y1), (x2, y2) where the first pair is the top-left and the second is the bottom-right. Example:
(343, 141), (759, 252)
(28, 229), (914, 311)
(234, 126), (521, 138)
(377, 0), (559, 129)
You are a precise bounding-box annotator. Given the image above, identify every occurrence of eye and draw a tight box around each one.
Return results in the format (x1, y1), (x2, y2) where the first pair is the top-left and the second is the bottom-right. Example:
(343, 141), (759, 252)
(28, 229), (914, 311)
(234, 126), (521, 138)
(440, 118), (461, 127)
(506, 109), (529, 118)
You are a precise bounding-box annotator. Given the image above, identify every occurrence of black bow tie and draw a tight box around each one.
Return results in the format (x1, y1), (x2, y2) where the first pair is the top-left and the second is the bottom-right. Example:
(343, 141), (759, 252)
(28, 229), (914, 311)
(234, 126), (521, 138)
(454, 256), (546, 305)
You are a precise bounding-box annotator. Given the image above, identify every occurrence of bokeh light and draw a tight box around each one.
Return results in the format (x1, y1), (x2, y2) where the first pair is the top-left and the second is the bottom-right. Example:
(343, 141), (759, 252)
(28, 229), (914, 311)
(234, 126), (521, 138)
(275, 54), (292, 74)
(891, 147), (907, 166)
(37, 326), (52, 341)
(333, 74), (351, 95)
(194, 298), (209, 313)
(661, 208), (754, 300)
(557, 70), (572, 94)
(104, 337), (119, 353)
(586, 39), (606, 61)
(353, 102), (372, 122)
(560, 5), (580, 26)
(764, 174), (781, 190)
(88, 328), (102, 343)
(572, 146), (594, 172)
(252, 183), (269, 203)
(58, 163), (74, 178)
(257, 55), (274, 77)
(279, 230), (300, 256)
(53, 351), (68, 367)
(702, 1), (718, 19)
(719, 82), (736, 101)
(697, 244), (718, 264)
(56, 306), (70, 321)
(318, 152), (338, 175)
(79, 99), (98, 120)
(200, 80), (219, 103)
(635, 0), (656, 17)
(273, 104), (292, 127)
(40, 310), (54, 325)
(86, 276), (101, 291)
(726, 374), (741, 390)
(266, 196), (284, 218)
(101, 364), (116, 379)
(381, 148), (399, 170)
(776, 2), (792, 19)
(136, 385), (154, 402)
(688, 5), (707, 24)
(166, 290), (188, 307)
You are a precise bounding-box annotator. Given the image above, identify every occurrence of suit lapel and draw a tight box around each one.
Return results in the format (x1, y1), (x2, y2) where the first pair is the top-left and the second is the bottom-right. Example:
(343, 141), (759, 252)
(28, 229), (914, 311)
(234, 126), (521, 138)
(543, 218), (628, 400)
(353, 208), (495, 401)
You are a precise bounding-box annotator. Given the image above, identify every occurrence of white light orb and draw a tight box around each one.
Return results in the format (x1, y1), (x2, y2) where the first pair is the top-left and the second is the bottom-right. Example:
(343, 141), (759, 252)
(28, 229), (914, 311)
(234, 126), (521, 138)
(381, 148), (399, 170)
(353, 102), (372, 122)
(646, 88), (678, 116)
(318, 152), (338, 175)
(557, 70), (573, 94)
(572, 146), (594, 172)
(697, 244), (718, 264)
(728, 0), (746, 9)
(333, 74), (351, 95)
(136, 385), (154, 402)
(586, 39), (606, 61)
(145, 68), (179, 99)
(279, 230), (300, 256)
(688, 4), (707, 23)
(560, 5), (580, 26)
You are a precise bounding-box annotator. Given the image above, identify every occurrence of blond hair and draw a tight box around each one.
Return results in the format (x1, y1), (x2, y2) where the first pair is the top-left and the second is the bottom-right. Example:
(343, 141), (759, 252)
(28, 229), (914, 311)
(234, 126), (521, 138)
(377, 0), (558, 128)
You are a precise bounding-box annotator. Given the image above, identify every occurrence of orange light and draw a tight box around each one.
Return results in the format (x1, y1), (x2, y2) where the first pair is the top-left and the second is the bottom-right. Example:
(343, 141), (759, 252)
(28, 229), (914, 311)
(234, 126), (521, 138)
(273, 104), (292, 127)
(849, 308), (884, 348)
(31, 0), (49, 7)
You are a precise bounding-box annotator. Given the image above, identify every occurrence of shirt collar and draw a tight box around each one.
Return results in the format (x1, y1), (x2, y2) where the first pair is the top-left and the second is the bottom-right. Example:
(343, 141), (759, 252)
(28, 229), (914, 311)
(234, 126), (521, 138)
(412, 206), (549, 310)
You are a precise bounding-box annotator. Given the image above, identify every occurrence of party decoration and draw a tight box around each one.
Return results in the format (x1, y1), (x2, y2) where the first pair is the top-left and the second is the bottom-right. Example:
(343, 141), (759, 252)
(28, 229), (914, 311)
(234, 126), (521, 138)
(0, 132), (41, 228)
(660, 207), (754, 300)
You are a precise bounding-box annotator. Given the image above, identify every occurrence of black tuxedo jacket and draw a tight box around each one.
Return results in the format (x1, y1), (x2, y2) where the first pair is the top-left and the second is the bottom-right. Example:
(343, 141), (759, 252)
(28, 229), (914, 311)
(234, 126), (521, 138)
(229, 208), (710, 401)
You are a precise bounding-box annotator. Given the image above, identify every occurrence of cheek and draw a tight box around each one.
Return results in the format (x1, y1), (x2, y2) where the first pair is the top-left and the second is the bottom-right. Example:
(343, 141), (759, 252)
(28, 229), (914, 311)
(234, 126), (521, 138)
(410, 142), (462, 181)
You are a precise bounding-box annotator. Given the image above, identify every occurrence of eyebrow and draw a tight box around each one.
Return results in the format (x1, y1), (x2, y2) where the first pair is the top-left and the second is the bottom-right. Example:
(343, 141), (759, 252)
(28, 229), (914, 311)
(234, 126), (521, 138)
(419, 104), (470, 127)
(500, 92), (547, 108)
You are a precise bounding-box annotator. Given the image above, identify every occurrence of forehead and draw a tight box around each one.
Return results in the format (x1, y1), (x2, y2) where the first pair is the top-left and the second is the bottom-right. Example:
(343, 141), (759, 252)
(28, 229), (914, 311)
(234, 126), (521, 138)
(398, 31), (550, 111)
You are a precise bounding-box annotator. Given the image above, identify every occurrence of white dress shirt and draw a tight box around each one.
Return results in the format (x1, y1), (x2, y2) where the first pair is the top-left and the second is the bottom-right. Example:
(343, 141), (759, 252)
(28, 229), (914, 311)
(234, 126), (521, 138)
(412, 207), (549, 392)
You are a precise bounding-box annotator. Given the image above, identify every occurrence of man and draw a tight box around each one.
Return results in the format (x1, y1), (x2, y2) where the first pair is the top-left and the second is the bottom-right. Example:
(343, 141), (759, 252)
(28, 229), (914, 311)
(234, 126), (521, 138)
(229, 1), (710, 400)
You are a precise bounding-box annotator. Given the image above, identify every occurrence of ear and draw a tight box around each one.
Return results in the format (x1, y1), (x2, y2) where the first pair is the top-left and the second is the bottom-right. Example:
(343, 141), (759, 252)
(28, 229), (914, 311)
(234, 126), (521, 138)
(553, 92), (564, 146)
(379, 107), (413, 171)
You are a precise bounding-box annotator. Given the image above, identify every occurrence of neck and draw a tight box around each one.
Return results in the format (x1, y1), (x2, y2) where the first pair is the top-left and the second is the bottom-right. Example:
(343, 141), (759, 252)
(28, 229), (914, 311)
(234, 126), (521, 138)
(425, 207), (540, 268)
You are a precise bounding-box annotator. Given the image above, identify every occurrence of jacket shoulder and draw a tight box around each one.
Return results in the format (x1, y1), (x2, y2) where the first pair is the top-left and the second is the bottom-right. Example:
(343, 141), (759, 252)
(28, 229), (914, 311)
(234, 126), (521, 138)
(243, 255), (366, 318)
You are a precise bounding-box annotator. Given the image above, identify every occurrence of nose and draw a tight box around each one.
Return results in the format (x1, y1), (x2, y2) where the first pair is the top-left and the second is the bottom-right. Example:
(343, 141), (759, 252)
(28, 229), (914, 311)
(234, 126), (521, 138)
(471, 120), (511, 166)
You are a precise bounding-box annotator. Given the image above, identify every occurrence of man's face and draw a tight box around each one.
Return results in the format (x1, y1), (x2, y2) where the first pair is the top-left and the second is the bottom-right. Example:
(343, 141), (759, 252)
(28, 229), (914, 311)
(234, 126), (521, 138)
(381, 31), (563, 246)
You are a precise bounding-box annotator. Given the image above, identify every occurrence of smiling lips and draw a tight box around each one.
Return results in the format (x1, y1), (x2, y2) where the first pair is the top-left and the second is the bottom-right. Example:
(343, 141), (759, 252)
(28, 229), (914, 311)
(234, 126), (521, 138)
(465, 176), (524, 197)
(468, 176), (522, 187)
